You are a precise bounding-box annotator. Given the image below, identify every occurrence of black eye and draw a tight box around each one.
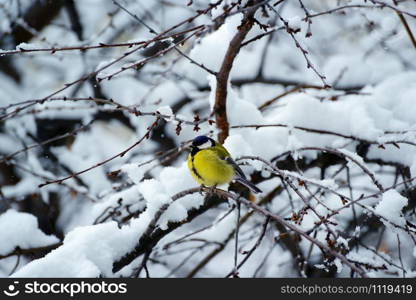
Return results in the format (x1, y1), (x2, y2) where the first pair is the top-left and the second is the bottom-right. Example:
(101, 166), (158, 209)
(192, 135), (209, 146)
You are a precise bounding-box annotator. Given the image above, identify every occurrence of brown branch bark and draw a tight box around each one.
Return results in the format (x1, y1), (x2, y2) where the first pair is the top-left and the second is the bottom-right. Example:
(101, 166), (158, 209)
(214, 3), (260, 143)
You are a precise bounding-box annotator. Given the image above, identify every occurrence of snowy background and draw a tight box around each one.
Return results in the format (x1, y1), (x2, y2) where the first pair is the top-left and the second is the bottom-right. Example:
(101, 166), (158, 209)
(0, 0), (416, 277)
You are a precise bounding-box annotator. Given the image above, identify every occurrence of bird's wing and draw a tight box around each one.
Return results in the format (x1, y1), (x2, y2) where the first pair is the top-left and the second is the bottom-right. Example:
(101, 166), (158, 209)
(225, 157), (247, 179)
(235, 177), (262, 194)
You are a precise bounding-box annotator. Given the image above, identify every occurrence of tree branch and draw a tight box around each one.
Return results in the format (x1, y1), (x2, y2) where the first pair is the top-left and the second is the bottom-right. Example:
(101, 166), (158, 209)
(213, 189), (368, 277)
(214, 2), (261, 143)
(112, 188), (227, 273)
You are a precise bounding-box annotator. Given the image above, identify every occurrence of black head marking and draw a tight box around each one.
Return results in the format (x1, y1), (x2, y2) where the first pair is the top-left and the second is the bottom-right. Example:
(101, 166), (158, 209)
(190, 136), (215, 156)
(192, 135), (209, 146)
(192, 136), (215, 147)
(191, 146), (200, 157)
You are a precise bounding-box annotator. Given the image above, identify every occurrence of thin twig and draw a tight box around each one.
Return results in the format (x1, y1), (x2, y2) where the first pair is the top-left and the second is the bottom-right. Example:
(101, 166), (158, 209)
(267, 4), (331, 88)
(38, 117), (160, 188)
(213, 188), (368, 277)
(226, 217), (270, 277)
(113, 0), (217, 76)
(396, 11), (416, 49)
(0, 120), (94, 163)
(232, 200), (241, 277)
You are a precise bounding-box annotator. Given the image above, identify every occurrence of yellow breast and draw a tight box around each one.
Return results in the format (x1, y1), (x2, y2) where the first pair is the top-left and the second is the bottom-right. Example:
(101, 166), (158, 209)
(187, 149), (235, 187)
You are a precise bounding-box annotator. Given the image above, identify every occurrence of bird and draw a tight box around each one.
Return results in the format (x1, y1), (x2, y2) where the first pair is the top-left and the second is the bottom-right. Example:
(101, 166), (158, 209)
(187, 135), (262, 194)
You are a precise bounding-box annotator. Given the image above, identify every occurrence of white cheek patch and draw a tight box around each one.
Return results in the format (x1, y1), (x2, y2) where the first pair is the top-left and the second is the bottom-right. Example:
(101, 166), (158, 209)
(198, 141), (212, 149)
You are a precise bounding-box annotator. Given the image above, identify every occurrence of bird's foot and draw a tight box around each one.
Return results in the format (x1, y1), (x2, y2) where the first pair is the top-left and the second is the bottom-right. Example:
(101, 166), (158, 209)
(199, 185), (218, 197)
(208, 185), (217, 195)
(199, 185), (205, 195)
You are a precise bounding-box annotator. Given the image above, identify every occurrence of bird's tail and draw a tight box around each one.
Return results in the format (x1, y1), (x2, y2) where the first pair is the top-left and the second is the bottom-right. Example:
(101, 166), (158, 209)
(235, 177), (262, 194)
